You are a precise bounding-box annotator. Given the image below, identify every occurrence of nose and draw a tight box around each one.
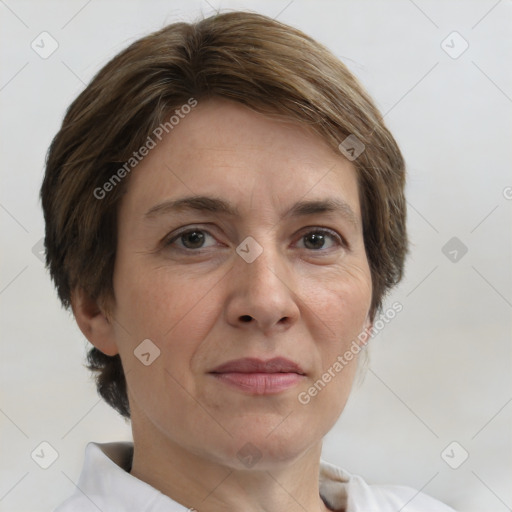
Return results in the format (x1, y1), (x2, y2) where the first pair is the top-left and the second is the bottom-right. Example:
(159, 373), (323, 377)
(225, 241), (300, 335)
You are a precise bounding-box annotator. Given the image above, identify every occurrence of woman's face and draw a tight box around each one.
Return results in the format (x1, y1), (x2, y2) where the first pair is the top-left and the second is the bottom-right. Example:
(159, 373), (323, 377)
(110, 98), (372, 468)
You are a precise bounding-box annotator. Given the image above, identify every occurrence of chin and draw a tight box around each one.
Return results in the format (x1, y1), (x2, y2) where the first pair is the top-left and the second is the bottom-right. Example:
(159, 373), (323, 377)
(210, 424), (321, 471)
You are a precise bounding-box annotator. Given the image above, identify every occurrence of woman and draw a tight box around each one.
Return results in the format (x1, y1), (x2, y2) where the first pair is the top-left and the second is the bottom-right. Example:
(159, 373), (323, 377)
(41, 10), (456, 512)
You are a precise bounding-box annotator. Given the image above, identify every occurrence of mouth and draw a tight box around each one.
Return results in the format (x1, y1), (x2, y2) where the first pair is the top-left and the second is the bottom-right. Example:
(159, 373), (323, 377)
(209, 357), (306, 395)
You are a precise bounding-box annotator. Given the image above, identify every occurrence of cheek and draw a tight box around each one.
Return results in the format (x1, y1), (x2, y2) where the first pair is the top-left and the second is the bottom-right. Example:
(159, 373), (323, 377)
(112, 265), (223, 416)
(112, 260), (228, 393)
(301, 263), (371, 408)
(298, 265), (372, 396)
(113, 256), (216, 338)
(304, 263), (372, 339)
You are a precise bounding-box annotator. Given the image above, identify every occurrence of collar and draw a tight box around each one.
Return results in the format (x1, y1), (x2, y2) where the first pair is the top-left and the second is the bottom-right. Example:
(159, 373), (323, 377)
(73, 441), (353, 511)
(63, 441), (454, 512)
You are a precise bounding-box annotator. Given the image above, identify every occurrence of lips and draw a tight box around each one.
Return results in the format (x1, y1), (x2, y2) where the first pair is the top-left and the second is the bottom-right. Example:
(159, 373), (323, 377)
(210, 357), (306, 375)
(209, 357), (306, 395)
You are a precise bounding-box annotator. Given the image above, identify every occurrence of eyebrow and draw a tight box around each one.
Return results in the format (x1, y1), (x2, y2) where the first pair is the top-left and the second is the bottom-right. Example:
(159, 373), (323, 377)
(144, 195), (359, 228)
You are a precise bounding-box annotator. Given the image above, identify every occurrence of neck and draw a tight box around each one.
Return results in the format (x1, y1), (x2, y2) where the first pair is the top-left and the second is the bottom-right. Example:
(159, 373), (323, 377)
(129, 420), (332, 512)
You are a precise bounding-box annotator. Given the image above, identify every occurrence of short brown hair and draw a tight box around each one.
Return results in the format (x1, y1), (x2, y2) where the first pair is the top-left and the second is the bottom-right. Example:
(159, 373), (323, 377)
(41, 10), (407, 418)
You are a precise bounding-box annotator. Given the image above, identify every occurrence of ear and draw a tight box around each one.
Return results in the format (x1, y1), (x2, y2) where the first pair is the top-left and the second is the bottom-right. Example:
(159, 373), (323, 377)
(70, 288), (119, 356)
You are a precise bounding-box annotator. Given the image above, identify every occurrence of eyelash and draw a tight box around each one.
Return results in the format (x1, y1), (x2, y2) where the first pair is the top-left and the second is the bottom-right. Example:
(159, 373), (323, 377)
(164, 226), (346, 253)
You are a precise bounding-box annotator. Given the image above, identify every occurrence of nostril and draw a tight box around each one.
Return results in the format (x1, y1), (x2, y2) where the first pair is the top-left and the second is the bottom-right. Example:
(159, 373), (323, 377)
(240, 315), (252, 323)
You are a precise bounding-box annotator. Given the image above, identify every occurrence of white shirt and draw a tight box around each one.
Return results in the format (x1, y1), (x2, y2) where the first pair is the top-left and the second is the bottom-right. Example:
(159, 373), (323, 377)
(55, 442), (457, 511)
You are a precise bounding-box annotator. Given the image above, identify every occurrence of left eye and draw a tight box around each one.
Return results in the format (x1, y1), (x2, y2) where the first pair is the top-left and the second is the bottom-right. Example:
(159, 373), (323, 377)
(296, 229), (342, 250)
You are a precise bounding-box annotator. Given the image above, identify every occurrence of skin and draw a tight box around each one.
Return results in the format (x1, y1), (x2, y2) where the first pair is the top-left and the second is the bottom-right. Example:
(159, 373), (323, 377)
(73, 98), (373, 512)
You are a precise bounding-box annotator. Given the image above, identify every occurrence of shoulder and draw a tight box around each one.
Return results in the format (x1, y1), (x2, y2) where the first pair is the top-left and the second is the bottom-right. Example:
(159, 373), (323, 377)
(319, 460), (457, 512)
(53, 442), (188, 512)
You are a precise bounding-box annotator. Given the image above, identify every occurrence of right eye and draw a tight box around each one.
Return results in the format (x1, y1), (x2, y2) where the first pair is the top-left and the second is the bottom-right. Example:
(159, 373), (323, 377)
(164, 227), (220, 251)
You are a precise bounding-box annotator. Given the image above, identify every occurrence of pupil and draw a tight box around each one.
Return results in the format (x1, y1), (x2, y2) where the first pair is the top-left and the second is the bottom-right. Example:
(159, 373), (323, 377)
(306, 233), (324, 249)
(184, 231), (204, 248)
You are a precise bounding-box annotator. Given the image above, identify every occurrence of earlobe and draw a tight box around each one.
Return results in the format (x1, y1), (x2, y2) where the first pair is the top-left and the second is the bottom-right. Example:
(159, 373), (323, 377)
(70, 288), (119, 356)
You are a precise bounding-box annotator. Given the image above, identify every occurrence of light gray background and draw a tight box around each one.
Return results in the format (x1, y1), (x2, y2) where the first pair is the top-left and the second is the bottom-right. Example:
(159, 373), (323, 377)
(1, 1), (511, 511)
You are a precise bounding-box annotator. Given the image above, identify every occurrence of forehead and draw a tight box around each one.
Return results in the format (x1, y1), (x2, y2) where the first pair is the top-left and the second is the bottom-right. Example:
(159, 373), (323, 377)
(119, 98), (361, 221)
